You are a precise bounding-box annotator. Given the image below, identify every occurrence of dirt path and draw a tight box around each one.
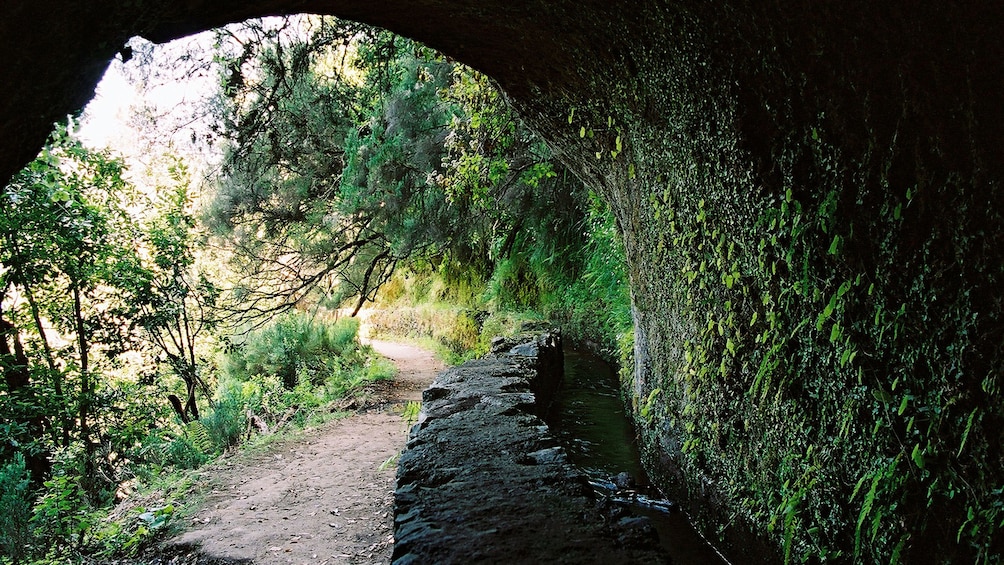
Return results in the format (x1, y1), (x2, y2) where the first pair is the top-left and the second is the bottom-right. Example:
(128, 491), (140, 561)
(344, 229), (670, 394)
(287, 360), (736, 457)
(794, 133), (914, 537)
(167, 341), (442, 565)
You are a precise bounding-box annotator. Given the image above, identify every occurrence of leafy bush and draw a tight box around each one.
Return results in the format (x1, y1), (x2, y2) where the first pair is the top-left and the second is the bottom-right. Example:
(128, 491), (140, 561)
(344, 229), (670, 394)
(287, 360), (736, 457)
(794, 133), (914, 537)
(146, 421), (215, 469)
(440, 311), (481, 359)
(543, 192), (633, 357)
(364, 355), (397, 382)
(164, 434), (209, 470)
(213, 313), (394, 442)
(31, 448), (95, 555)
(225, 314), (361, 389)
(132, 429), (205, 474)
(484, 255), (540, 310)
(0, 454), (34, 563)
(94, 503), (175, 559)
(200, 393), (245, 452)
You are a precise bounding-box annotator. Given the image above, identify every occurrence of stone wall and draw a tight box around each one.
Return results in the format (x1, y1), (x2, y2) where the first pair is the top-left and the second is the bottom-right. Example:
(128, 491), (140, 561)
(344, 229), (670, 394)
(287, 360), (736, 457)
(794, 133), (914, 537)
(392, 332), (669, 564)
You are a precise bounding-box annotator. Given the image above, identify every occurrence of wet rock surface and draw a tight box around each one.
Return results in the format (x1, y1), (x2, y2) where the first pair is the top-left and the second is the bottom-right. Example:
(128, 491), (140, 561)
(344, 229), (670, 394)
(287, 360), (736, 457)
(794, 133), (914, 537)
(392, 331), (670, 564)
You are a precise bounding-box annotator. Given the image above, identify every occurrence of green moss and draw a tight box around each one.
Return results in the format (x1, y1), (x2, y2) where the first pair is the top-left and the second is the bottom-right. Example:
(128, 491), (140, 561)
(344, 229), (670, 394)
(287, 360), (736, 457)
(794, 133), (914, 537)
(529, 6), (1004, 562)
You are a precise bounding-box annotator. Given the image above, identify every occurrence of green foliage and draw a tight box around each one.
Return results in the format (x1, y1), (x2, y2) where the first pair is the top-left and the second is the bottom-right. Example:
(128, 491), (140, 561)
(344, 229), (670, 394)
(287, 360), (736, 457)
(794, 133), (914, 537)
(441, 311), (481, 359)
(378, 453), (399, 471)
(128, 157), (220, 423)
(402, 400), (422, 429)
(224, 314), (361, 389)
(484, 255), (541, 310)
(0, 454), (34, 563)
(619, 64), (1004, 561)
(208, 20), (439, 317)
(366, 195), (633, 367)
(208, 17), (589, 321)
(113, 504), (175, 557)
(218, 313), (391, 436)
(164, 434), (210, 470)
(367, 303), (486, 364)
(85, 493), (183, 562)
(367, 182), (631, 368)
(99, 378), (177, 470)
(0, 122), (163, 505)
(545, 192), (633, 355)
(363, 355), (397, 383)
(199, 395), (245, 452)
(30, 449), (95, 554)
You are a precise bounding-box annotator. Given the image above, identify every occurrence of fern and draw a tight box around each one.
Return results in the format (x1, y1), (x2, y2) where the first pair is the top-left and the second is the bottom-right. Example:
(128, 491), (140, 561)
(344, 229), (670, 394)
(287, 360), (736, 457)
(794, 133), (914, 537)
(185, 420), (213, 454)
(855, 473), (881, 556)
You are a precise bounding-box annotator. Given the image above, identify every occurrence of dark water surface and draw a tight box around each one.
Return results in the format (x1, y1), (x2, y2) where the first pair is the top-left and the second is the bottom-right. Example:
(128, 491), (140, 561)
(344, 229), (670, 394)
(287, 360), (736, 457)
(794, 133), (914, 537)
(547, 348), (729, 565)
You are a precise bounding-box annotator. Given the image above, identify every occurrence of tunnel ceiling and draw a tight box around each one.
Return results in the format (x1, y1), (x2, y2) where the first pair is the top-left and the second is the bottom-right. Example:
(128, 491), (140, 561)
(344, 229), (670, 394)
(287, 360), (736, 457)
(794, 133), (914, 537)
(4, 2), (999, 188)
(0, 0), (639, 186)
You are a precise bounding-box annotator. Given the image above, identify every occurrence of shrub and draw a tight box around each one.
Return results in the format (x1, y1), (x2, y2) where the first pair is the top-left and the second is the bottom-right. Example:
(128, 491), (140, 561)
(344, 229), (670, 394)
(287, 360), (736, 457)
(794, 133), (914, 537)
(211, 314), (393, 444)
(164, 434), (210, 470)
(225, 314), (361, 389)
(200, 391), (246, 452)
(31, 448), (94, 555)
(441, 311), (480, 359)
(132, 429), (206, 473)
(365, 355), (397, 382)
(0, 454), (34, 563)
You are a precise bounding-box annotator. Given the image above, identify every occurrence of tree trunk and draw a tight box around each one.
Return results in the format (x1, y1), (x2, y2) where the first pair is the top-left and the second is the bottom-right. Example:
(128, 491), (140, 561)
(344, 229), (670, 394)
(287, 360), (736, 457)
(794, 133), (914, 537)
(351, 250), (391, 317)
(22, 284), (70, 447)
(0, 318), (29, 390)
(71, 284), (96, 492)
(182, 366), (200, 421)
(498, 218), (523, 260)
(167, 394), (189, 423)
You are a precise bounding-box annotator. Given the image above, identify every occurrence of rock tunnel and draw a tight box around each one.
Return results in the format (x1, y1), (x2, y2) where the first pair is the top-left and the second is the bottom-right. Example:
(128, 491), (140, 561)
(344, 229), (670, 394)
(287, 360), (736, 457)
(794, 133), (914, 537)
(4, 1), (1004, 561)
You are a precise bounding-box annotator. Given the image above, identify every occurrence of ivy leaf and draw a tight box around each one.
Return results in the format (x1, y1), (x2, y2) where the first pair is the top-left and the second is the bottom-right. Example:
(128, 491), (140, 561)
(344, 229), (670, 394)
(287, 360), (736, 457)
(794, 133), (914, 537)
(828, 234), (842, 255)
(872, 387), (893, 403)
(958, 408), (978, 458)
(911, 443), (926, 469)
(817, 293), (839, 330)
(897, 395), (909, 416)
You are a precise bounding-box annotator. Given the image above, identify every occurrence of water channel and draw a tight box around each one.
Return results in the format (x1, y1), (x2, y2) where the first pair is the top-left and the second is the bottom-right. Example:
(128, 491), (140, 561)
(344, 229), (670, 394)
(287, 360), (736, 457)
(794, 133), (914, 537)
(546, 348), (729, 565)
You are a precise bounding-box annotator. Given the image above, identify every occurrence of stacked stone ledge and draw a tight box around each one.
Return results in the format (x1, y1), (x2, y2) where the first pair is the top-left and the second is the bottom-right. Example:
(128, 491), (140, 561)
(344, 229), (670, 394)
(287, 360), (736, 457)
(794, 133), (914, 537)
(392, 330), (670, 564)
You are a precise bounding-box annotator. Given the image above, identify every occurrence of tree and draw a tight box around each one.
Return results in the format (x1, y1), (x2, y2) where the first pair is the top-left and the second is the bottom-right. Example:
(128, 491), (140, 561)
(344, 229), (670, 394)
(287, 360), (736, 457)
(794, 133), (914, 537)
(206, 19), (444, 318)
(127, 158), (220, 423)
(205, 17), (592, 320)
(0, 123), (144, 495)
(437, 66), (589, 300)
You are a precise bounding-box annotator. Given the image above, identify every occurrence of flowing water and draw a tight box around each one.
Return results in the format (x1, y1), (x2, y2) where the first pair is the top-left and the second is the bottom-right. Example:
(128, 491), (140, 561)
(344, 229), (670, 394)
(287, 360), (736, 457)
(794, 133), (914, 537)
(546, 348), (729, 565)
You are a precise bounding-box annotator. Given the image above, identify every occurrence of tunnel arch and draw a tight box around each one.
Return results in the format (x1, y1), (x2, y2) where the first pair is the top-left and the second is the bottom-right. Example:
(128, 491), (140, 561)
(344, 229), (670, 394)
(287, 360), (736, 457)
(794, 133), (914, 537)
(0, 0), (634, 186)
(4, 2), (1004, 561)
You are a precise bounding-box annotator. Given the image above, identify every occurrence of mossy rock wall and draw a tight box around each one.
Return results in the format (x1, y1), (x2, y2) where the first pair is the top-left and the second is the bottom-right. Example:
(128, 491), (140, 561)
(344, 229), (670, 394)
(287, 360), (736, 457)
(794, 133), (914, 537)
(518, 3), (1004, 563)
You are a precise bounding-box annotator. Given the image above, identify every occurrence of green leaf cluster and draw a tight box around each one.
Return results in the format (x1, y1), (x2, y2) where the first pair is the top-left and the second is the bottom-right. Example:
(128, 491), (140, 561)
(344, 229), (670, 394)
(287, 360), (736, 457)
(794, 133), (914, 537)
(627, 97), (1004, 562)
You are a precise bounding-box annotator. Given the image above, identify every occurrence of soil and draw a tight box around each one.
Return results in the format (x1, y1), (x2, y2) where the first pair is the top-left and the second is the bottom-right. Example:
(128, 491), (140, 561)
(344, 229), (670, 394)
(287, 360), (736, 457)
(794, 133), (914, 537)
(153, 340), (443, 565)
